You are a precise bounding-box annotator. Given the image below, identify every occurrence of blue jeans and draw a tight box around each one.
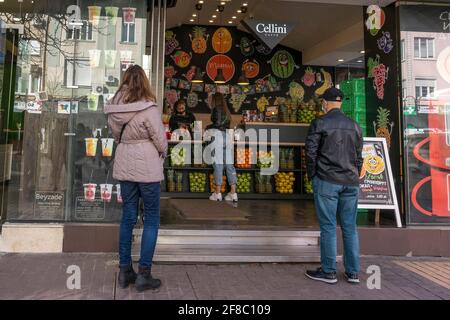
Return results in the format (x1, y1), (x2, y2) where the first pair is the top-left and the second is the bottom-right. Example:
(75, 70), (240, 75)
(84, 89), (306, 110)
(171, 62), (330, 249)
(119, 181), (160, 268)
(312, 176), (360, 274)
(213, 154), (237, 186)
(211, 132), (237, 187)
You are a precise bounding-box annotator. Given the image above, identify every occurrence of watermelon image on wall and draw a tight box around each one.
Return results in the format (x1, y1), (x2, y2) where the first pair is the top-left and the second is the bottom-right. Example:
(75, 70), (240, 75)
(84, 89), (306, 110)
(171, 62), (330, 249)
(212, 27), (233, 54)
(269, 50), (296, 79)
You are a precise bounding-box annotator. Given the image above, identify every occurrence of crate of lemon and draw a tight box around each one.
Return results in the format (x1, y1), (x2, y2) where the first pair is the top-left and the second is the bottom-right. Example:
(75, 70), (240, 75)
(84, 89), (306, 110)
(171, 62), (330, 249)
(189, 172), (207, 192)
(275, 172), (295, 194)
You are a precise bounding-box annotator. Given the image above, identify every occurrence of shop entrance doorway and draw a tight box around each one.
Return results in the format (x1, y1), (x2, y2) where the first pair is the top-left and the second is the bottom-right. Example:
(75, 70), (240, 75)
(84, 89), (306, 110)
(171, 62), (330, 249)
(158, 0), (394, 229)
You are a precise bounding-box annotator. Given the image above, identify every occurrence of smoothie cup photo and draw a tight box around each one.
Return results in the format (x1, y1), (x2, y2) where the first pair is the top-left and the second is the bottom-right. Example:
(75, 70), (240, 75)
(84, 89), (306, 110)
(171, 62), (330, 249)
(116, 184), (122, 203)
(122, 7), (136, 24)
(105, 6), (119, 26)
(88, 6), (102, 27)
(89, 49), (102, 68)
(101, 138), (114, 157)
(85, 138), (98, 157)
(100, 184), (113, 202)
(88, 94), (99, 111)
(104, 50), (117, 68)
(83, 183), (97, 202)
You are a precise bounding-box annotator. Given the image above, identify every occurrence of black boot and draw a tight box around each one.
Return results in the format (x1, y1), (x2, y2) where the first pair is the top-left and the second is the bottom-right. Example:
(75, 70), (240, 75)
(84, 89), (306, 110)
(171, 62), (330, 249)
(118, 264), (137, 289)
(135, 266), (161, 292)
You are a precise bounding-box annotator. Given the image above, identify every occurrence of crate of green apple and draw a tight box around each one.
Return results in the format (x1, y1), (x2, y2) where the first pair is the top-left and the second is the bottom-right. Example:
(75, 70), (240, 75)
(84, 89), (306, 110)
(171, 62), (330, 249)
(297, 100), (324, 124)
(189, 172), (207, 192)
(237, 173), (252, 193)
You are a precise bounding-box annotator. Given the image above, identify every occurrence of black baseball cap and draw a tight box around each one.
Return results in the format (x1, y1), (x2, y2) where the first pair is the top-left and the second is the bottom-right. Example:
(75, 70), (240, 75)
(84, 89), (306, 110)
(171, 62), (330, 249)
(320, 87), (344, 102)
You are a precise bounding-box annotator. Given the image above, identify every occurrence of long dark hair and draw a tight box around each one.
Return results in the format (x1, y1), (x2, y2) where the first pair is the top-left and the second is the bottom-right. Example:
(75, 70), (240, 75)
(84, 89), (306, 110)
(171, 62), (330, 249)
(211, 92), (231, 116)
(112, 65), (156, 104)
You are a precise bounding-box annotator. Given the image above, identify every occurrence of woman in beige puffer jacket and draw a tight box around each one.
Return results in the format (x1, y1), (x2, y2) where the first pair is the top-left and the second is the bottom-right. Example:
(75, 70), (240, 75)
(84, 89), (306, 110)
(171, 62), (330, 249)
(104, 65), (167, 292)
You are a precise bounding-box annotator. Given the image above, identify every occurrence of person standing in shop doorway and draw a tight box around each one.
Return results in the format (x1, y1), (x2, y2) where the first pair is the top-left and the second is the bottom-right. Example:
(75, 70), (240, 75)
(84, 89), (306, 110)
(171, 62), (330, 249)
(206, 92), (238, 202)
(305, 87), (363, 284)
(169, 99), (196, 135)
(105, 65), (168, 292)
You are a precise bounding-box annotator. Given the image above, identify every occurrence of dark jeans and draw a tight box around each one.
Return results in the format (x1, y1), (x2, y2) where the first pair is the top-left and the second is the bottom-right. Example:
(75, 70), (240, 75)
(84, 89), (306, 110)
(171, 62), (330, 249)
(312, 176), (360, 274)
(119, 181), (160, 268)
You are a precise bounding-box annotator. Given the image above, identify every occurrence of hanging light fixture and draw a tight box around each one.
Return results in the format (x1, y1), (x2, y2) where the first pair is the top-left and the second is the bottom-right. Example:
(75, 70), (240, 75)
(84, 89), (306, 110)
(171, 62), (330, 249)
(214, 69), (226, 84)
(192, 67), (204, 83)
(237, 73), (249, 86)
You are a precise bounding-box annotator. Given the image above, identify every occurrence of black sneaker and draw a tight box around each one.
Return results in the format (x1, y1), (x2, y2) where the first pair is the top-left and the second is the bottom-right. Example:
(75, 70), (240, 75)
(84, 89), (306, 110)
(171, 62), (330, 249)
(305, 267), (338, 284)
(344, 272), (360, 284)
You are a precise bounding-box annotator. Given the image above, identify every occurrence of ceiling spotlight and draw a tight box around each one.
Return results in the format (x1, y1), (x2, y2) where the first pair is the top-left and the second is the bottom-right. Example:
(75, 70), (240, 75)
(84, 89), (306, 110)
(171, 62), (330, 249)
(243, 3), (248, 6)
(190, 19), (195, 22)
(228, 21), (233, 24)
(220, 1), (226, 5)
(232, 16), (237, 19)
(192, 13), (197, 17)
(212, 15), (217, 18)
(209, 20), (214, 23)
(198, 0), (204, 3)
(338, 59), (344, 62)
(357, 60), (363, 63)
(360, 50), (365, 54)
(237, 10), (242, 13)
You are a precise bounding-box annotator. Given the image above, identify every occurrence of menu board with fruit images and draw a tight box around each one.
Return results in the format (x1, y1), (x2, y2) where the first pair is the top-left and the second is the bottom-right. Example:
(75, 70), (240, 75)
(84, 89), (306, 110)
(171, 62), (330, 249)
(357, 138), (401, 227)
(163, 25), (334, 117)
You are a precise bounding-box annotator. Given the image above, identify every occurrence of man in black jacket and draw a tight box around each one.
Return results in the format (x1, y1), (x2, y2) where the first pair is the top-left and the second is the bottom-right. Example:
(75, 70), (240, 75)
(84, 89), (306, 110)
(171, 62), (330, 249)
(305, 87), (363, 285)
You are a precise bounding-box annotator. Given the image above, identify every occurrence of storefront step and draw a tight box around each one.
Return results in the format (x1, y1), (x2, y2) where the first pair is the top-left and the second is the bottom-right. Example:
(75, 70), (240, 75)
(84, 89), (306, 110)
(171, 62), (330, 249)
(133, 229), (321, 246)
(149, 244), (321, 263)
(131, 229), (321, 263)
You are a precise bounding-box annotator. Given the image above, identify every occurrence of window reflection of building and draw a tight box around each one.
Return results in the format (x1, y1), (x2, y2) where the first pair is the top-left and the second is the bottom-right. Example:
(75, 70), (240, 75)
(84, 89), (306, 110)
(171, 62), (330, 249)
(401, 32), (449, 102)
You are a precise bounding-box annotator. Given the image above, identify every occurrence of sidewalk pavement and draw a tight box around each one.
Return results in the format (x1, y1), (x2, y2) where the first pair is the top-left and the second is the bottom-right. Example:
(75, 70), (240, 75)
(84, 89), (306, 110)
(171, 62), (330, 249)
(0, 253), (449, 300)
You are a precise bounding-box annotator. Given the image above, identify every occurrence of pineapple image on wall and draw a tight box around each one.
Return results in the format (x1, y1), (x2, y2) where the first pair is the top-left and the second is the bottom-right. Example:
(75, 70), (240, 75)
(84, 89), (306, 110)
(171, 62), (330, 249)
(373, 107), (394, 148)
(190, 26), (209, 54)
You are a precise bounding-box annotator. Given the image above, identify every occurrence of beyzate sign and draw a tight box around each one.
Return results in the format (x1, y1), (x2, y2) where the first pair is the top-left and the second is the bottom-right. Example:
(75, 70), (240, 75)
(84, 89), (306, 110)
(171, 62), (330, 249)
(241, 19), (296, 50)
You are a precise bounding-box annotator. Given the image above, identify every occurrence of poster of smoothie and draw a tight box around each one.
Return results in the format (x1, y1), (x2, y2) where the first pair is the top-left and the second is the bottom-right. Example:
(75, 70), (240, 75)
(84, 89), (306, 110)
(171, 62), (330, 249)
(83, 183), (97, 201)
(88, 6), (102, 27)
(116, 184), (122, 203)
(89, 49), (101, 68)
(85, 138), (98, 157)
(105, 6), (119, 26)
(122, 7), (136, 24)
(100, 184), (113, 202)
(104, 50), (117, 68)
(101, 138), (114, 157)
(88, 94), (99, 111)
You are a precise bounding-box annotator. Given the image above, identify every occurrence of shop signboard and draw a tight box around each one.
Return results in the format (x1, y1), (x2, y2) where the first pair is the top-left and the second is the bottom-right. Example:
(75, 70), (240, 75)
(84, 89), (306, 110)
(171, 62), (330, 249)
(34, 191), (65, 220)
(241, 19), (296, 50)
(358, 137), (402, 227)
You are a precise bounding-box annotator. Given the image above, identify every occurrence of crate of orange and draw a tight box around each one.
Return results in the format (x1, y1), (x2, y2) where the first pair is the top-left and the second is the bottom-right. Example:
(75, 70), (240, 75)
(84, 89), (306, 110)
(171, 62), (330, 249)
(235, 148), (253, 168)
(209, 174), (227, 193)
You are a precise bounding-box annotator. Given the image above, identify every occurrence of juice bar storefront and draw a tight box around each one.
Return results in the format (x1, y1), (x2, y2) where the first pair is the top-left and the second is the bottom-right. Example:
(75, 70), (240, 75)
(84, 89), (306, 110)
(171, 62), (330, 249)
(0, 0), (449, 257)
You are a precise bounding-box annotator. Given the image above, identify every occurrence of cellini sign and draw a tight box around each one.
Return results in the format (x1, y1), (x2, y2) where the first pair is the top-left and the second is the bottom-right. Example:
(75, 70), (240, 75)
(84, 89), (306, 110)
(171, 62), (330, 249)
(242, 19), (295, 50)
(255, 23), (288, 36)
